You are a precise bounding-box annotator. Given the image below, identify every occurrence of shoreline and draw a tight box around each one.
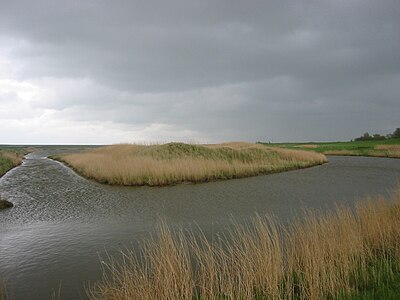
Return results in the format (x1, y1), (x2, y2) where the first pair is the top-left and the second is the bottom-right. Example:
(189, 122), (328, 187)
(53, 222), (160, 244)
(0, 148), (31, 209)
(0, 157), (24, 179)
(90, 187), (400, 299)
(324, 153), (400, 159)
(259, 138), (400, 159)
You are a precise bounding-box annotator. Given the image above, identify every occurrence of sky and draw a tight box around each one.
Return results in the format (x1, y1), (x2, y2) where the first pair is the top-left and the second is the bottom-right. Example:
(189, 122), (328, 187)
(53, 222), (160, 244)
(0, 0), (399, 144)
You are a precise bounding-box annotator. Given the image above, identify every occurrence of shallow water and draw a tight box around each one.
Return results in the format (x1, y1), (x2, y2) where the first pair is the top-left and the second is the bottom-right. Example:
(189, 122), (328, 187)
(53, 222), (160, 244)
(1, 151), (400, 299)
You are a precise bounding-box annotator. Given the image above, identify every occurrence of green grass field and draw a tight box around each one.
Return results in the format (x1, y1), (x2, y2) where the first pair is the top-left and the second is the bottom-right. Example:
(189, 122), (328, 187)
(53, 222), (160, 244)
(259, 138), (400, 158)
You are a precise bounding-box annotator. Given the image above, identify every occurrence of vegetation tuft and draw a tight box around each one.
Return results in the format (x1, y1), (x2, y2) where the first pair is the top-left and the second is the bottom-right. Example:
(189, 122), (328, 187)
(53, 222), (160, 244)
(88, 189), (400, 300)
(52, 142), (326, 186)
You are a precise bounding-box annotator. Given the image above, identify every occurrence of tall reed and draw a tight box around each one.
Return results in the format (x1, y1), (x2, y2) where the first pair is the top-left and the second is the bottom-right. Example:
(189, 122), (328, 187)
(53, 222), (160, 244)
(88, 189), (400, 299)
(372, 145), (400, 158)
(54, 142), (326, 186)
(0, 150), (24, 177)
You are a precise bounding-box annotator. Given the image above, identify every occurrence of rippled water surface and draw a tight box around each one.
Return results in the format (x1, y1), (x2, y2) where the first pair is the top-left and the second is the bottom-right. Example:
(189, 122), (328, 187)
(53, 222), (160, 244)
(1, 151), (400, 299)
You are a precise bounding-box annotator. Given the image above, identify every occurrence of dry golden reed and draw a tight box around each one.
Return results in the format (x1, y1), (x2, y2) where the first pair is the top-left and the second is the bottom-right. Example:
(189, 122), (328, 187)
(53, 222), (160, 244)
(1, 151), (22, 165)
(0, 150), (24, 177)
(88, 189), (400, 300)
(323, 145), (400, 158)
(375, 145), (400, 151)
(373, 145), (400, 158)
(55, 142), (326, 186)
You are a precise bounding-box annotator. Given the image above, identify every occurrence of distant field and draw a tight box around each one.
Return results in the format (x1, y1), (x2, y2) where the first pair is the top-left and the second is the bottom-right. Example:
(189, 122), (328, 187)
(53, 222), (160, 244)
(259, 138), (400, 158)
(53, 142), (327, 186)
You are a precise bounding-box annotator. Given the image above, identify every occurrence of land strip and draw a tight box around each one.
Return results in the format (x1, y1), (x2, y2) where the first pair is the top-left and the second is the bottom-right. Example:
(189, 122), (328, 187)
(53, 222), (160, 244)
(52, 142), (327, 186)
(259, 138), (400, 158)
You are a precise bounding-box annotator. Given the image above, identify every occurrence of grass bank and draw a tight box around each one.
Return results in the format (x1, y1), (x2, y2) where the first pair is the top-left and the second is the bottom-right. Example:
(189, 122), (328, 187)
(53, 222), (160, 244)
(259, 138), (400, 158)
(53, 142), (326, 186)
(0, 146), (29, 210)
(0, 147), (27, 177)
(89, 189), (400, 300)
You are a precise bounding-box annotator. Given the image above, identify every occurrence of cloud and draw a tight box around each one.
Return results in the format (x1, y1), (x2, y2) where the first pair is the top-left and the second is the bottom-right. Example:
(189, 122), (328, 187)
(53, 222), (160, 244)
(0, 0), (399, 143)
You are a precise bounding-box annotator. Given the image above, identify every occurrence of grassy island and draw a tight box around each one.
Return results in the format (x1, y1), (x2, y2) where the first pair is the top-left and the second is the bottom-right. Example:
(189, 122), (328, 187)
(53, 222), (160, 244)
(53, 142), (327, 186)
(89, 189), (400, 300)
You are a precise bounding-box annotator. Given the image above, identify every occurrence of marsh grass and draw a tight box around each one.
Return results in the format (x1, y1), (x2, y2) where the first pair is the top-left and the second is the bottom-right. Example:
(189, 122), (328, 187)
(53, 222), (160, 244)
(262, 138), (400, 159)
(371, 145), (400, 158)
(54, 142), (326, 186)
(88, 189), (400, 299)
(0, 150), (24, 177)
(375, 145), (400, 151)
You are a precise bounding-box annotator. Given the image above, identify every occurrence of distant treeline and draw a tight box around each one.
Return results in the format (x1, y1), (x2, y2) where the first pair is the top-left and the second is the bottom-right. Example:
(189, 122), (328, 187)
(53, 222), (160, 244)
(354, 128), (400, 141)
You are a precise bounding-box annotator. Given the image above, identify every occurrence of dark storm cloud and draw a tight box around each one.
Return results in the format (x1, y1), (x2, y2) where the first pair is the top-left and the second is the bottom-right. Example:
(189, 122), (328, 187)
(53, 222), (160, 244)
(0, 0), (399, 142)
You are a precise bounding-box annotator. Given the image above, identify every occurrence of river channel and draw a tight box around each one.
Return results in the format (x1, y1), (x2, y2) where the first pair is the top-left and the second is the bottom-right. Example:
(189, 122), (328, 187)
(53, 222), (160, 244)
(1, 150), (400, 299)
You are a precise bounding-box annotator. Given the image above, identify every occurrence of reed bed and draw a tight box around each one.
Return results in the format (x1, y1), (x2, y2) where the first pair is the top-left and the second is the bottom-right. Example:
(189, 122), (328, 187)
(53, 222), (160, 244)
(375, 145), (400, 151)
(88, 189), (400, 299)
(264, 139), (400, 159)
(0, 150), (24, 177)
(54, 142), (326, 186)
(373, 145), (400, 158)
(324, 149), (400, 158)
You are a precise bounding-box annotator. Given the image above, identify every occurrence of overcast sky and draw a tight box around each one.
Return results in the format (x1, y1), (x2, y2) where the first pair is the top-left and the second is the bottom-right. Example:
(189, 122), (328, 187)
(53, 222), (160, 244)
(0, 0), (399, 144)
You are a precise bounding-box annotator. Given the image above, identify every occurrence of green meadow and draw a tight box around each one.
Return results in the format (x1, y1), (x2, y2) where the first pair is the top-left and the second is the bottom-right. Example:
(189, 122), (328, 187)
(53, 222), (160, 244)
(259, 138), (400, 158)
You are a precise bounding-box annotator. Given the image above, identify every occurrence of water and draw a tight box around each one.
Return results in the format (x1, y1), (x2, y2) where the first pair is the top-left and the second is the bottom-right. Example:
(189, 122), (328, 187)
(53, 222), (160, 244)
(1, 151), (400, 299)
